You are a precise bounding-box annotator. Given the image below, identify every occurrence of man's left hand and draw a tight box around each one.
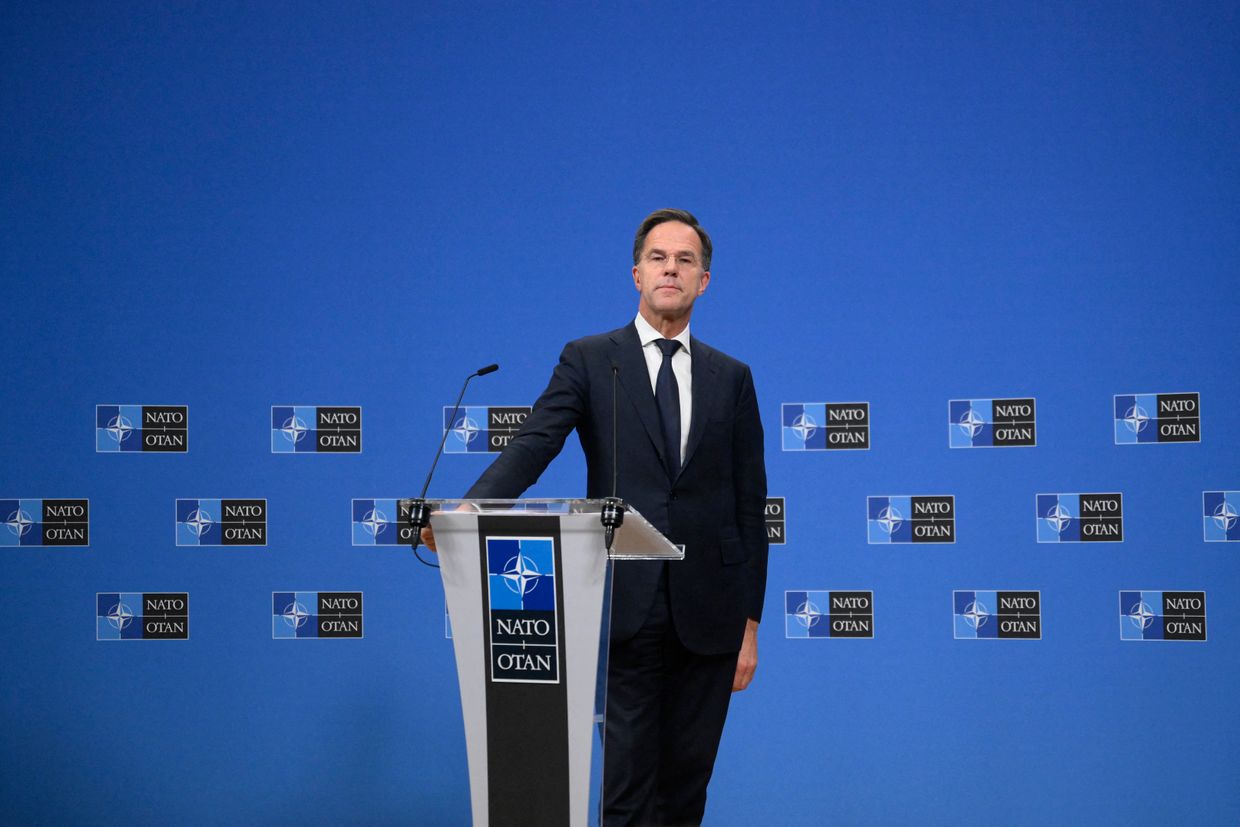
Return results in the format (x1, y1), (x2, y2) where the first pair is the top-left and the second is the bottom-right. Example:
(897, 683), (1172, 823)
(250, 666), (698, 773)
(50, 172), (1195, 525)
(732, 619), (759, 692)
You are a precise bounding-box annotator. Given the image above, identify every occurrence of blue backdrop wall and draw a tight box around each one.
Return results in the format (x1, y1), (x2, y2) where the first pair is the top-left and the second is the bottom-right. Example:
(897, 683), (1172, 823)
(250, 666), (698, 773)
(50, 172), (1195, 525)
(2, 3), (1238, 825)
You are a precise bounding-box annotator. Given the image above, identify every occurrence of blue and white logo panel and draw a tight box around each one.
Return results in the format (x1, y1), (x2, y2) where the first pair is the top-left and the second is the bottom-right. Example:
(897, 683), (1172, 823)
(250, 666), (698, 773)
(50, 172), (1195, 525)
(1113, 392), (1200, 444)
(781, 402), (870, 451)
(948, 398), (1036, 448)
(1, 499), (89, 547)
(443, 405), (530, 454)
(272, 591), (364, 638)
(485, 536), (559, 683)
(867, 495), (955, 543)
(1203, 491), (1239, 542)
(271, 406), (362, 453)
(1120, 591), (1206, 641)
(97, 592), (189, 640)
(953, 590), (1041, 639)
(176, 499), (267, 546)
(96, 404), (188, 452)
(785, 590), (873, 638)
(352, 498), (416, 545)
(1036, 493), (1123, 543)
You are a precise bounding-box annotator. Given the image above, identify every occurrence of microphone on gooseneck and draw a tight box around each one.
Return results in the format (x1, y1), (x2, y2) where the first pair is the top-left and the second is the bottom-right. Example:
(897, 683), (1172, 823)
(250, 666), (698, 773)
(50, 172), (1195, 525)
(600, 362), (625, 552)
(404, 363), (500, 568)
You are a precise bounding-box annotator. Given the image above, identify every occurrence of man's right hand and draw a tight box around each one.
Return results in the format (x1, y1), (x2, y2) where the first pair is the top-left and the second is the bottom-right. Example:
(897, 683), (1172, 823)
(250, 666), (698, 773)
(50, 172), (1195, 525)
(420, 525), (437, 552)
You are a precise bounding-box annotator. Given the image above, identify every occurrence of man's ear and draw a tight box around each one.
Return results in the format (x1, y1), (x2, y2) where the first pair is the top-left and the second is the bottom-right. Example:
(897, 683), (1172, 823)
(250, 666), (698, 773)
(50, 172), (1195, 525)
(698, 270), (711, 296)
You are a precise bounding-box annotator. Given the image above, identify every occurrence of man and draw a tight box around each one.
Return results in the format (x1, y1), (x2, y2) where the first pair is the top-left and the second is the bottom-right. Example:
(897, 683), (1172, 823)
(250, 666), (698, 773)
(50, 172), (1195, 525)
(430, 209), (767, 826)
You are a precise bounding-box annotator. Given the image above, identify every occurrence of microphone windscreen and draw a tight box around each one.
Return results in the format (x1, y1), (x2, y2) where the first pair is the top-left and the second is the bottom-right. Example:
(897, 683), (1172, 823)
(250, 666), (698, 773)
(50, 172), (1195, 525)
(475, 363), (500, 376)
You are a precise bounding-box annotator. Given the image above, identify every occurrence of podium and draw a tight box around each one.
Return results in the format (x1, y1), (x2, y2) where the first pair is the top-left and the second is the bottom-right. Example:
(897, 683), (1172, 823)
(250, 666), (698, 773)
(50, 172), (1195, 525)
(429, 499), (683, 827)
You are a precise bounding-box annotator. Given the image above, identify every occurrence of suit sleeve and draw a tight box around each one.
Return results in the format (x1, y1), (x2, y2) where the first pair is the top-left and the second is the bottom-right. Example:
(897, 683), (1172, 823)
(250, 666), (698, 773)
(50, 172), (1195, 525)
(733, 365), (769, 623)
(465, 341), (589, 500)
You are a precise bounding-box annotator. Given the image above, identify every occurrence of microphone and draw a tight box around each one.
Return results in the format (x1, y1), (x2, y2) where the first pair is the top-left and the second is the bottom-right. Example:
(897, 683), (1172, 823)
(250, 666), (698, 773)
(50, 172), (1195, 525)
(404, 363), (499, 566)
(600, 362), (625, 552)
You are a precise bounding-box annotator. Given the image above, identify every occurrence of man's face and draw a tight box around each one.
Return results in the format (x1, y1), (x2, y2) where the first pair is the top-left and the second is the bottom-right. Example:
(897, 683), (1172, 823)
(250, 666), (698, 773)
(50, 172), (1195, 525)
(633, 221), (711, 321)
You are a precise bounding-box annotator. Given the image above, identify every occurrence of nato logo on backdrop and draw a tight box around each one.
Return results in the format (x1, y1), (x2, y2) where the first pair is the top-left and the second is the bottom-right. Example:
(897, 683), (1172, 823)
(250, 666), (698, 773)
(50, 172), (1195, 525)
(486, 536), (559, 683)
(1203, 491), (1239, 542)
(1113, 392), (1200, 444)
(1036, 493), (1124, 542)
(953, 591), (1041, 639)
(96, 404), (188, 452)
(1119, 591), (1206, 641)
(176, 499), (267, 546)
(785, 590), (874, 638)
(271, 406), (362, 452)
(867, 495), (955, 543)
(272, 592), (364, 638)
(766, 497), (786, 545)
(97, 593), (189, 640)
(948, 398), (1036, 447)
(781, 402), (870, 451)
(1, 499), (89, 546)
(443, 405), (531, 453)
(352, 498), (418, 545)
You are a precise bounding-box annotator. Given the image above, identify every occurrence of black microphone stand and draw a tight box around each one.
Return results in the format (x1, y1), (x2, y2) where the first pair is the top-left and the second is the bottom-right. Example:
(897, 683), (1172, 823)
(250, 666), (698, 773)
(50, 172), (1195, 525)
(405, 364), (499, 568)
(600, 364), (625, 552)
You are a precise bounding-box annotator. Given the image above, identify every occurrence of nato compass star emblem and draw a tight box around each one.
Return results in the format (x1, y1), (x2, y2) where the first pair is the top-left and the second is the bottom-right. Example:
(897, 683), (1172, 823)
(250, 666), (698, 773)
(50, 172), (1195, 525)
(958, 407), (986, 438)
(501, 554), (542, 596)
(107, 601), (135, 631)
(790, 413), (817, 442)
(105, 414), (135, 444)
(792, 599), (825, 630)
(877, 505), (903, 535)
(1127, 601), (1156, 631)
(282, 601), (311, 630)
(962, 600), (990, 630)
(1122, 404), (1150, 434)
(281, 415), (310, 445)
(1046, 503), (1072, 533)
(5, 508), (34, 538)
(185, 508), (213, 538)
(361, 508), (388, 537)
(1213, 502), (1238, 532)
(452, 415), (481, 447)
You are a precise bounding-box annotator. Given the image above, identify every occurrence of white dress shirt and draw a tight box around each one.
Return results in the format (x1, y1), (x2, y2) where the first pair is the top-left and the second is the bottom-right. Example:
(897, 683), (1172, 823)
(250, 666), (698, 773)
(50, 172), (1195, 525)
(634, 312), (692, 463)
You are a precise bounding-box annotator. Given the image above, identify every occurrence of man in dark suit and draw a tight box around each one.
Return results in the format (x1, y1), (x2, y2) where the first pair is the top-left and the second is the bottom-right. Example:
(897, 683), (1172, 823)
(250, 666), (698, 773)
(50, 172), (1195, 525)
(431, 209), (767, 826)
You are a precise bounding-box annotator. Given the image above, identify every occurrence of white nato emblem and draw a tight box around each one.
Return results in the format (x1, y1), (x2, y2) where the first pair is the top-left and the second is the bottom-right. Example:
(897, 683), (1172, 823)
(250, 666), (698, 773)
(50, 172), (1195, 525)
(107, 601), (135, 631)
(281, 415), (310, 445)
(5, 508), (34, 538)
(792, 599), (825, 630)
(1122, 404), (1150, 434)
(185, 508), (213, 538)
(1127, 601), (1156, 630)
(1212, 502), (1238, 532)
(105, 414), (135, 444)
(958, 408), (985, 438)
(962, 600), (990, 630)
(876, 505), (903, 535)
(501, 554), (542, 596)
(361, 508), (388, 537)
(452, 414), (482, 446)
(1046, 503), (1072, 533)
(282, 600), (311, 629)
(790, 413), (817, 442)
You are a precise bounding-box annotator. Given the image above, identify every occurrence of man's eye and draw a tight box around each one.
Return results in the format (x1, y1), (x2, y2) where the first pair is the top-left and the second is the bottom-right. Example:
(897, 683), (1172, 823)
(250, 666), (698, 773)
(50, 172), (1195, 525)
(678, 257), (695, 266)
(649, 254), (666, 262)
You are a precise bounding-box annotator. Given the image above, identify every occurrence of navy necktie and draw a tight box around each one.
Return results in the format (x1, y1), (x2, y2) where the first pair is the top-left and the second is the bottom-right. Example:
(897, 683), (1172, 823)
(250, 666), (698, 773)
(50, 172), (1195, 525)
(654, 338), (682, 474)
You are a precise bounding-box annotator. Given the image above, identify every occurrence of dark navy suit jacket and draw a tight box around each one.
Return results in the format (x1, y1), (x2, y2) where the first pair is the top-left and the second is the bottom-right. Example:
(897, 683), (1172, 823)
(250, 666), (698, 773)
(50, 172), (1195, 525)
(466, 322), (768, 655)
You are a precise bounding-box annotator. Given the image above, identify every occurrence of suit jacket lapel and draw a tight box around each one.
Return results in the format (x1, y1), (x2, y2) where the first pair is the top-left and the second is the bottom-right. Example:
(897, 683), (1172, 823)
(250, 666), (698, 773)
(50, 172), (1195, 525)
(609, 324), (669, 470)
(678, 336), (716, 478)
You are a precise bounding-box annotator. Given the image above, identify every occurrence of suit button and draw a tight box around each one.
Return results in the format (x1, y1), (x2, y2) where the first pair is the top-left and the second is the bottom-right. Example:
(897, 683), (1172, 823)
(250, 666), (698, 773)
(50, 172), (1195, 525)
(670, 493), (678, 502)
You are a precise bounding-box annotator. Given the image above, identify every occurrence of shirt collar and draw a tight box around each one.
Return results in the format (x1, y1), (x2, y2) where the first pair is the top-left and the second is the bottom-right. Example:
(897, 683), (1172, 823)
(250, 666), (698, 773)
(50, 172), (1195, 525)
(634, 312), (691, 355)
